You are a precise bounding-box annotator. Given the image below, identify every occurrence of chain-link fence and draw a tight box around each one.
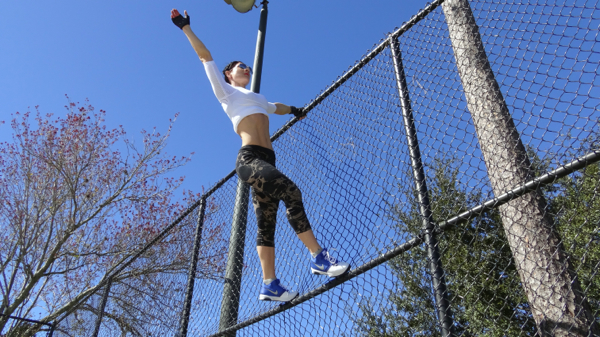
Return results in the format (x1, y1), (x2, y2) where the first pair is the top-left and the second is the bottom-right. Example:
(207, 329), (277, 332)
(50, 0), (600, 335)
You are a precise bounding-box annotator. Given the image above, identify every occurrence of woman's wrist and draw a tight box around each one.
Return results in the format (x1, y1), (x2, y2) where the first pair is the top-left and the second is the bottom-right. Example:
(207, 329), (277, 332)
(172, 11), (191, 30)
(290, 106), (306, 118)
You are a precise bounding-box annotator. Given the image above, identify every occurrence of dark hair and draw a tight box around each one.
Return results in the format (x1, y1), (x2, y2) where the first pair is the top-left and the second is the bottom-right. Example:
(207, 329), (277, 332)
(223, 61), (242, 84)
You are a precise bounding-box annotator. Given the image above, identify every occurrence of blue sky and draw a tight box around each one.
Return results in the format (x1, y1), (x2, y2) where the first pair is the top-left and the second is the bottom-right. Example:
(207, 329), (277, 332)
(0, 0), (429, 196)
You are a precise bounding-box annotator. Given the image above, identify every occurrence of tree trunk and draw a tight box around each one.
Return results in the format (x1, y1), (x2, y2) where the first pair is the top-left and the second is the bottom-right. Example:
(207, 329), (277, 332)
(441, 0), (599, 335)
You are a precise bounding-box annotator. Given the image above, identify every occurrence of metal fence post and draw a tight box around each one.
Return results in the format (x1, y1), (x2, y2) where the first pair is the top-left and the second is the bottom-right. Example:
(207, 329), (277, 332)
(219, 2), (269, 336)
(219, 181), (250, 336)
(47, 322), (55, 337)
(177, 197), (207, 337)
(92, 277), (112, 337)
(390, 36), (455, 337)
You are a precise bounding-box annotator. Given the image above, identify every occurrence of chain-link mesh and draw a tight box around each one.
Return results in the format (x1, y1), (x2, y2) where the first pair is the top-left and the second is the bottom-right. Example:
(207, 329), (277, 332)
(185, 177), (242, 335)
(53, 0), (599, 335)
(51, 188), (231, 336)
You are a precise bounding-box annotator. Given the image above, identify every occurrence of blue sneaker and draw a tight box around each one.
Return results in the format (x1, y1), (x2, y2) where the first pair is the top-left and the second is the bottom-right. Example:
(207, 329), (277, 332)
(310, 248), (350, 277)
(259, 279), (299, 302)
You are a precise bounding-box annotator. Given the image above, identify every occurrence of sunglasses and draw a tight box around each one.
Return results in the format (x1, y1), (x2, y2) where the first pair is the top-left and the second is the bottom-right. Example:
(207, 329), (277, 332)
(236, 63), (253, 74)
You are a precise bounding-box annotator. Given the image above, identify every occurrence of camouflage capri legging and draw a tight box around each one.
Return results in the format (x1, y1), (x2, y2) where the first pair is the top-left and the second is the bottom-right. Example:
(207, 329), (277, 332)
(235, 145), (312, 247)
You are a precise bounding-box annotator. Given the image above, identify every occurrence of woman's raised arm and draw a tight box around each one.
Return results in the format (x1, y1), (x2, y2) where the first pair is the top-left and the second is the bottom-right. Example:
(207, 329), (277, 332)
(171, 9), (213, 63)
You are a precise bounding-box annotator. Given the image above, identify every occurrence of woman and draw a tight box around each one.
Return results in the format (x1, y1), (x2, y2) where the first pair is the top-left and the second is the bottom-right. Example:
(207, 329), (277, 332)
(171, 9), (349, 302)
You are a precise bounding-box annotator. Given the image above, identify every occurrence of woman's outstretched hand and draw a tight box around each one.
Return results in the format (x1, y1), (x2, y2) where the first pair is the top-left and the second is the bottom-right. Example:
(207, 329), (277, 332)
(290, 106), (307, 120)
(170, 8), (212, 62)
(171, 9), (190, 29)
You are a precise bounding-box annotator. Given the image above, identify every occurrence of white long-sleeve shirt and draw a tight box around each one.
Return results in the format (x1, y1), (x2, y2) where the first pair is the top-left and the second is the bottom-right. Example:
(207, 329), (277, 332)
(203, 60), (277, 133)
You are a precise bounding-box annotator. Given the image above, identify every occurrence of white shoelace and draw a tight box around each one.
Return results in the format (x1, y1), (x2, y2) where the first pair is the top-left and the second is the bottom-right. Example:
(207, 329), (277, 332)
(324, 249), (339, 265)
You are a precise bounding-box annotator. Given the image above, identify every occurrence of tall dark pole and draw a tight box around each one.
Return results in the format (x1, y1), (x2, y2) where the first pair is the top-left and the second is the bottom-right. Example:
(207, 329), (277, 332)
(390, 37), (454, 337)
(92, 278), (112, 337)
(177, 198), (207, 337)
(48, 322), (55, 337)
(219, 2), (269, 336)
(251, 1), (269, 93)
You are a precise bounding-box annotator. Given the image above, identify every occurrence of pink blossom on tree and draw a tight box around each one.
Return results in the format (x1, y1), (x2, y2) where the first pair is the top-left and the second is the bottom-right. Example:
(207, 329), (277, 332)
(0, 100), (227, 335)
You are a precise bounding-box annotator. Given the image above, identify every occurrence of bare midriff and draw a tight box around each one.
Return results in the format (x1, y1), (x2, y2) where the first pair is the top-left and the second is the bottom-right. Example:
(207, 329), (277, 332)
(237, 113), (273, 150)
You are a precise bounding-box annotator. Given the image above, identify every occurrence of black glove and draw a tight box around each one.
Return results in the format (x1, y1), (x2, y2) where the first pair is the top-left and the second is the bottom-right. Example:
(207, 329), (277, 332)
(172, 13), (190, 29)
(290, 106), (306, 119)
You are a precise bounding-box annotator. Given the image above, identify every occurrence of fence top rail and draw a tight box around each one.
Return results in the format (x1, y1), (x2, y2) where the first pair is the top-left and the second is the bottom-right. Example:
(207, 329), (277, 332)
(204, 170), (237, 199)
(298, 0), (445, 113)
(0, 313), (54, 327)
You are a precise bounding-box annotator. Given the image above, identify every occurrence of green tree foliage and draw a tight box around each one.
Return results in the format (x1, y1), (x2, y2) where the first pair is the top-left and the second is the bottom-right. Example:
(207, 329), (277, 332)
(0, 103), (227, 335)
(355, 137), (600, 336)
(356, 157), (537, 336)
(550, 141), (600, 320)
